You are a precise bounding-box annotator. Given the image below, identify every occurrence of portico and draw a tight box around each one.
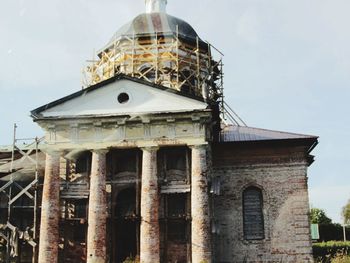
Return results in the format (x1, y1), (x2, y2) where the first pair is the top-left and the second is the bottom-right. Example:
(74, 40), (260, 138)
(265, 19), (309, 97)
(37, 142), (211, 263)
(32, 75), (213, 263)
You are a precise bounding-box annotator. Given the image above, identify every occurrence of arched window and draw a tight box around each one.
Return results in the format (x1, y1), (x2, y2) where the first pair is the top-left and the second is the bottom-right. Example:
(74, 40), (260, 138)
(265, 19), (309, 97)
(243, 186), (265, 240)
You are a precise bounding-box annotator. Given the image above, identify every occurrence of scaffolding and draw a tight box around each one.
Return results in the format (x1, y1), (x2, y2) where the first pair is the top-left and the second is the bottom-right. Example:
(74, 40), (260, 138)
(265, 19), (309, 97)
(0, 124), (42, 263)
(80, 29), (250, 127)
(82, 30), (224, 104)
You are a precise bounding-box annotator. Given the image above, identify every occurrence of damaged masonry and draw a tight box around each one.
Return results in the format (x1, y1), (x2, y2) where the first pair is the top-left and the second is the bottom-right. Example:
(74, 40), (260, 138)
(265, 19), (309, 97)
(0, 0), (318, 262)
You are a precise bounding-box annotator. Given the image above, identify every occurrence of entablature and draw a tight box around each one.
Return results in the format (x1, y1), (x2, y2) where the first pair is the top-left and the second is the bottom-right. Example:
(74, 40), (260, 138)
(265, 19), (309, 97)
(37, 111), (212, 150)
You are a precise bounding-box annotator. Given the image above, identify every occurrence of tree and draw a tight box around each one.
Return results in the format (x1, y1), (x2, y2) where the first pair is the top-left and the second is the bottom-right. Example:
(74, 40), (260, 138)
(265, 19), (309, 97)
(342, 199), (350, 225)
(310, 208), (332, 225)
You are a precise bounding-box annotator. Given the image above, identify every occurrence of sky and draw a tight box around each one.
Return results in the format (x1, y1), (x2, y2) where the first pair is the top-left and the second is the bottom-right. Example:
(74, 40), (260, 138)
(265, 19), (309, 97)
(0, 0), (349, 223)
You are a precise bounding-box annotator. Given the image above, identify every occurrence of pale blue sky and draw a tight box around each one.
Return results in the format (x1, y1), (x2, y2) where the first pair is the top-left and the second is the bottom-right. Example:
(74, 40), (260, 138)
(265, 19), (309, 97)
(0, 0), (349, 223)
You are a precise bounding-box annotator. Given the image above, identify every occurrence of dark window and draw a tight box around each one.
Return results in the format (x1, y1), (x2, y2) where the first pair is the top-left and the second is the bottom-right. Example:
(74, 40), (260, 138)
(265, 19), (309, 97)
(73, 222), (86, 243)
(243, 186), (264, 240)
(166, 149), (186, 171)
(116, 188), (136, 218)
(167, 194), (186, 217)
(75, 152), (91, 174)
(167, 221), (187, 242)
(66, 199), (87, 219)
(166, 194), (188, 243)
(74, 199), (87, 219)
(116, 152), (136, 173)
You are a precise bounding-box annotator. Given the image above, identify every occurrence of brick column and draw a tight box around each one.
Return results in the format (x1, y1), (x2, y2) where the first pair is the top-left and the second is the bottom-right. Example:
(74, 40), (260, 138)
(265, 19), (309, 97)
(191, 145), (212, 263)
(87, 150), (108, 263)
(140, 147), (160, 263)
(38, 152), (61, 263)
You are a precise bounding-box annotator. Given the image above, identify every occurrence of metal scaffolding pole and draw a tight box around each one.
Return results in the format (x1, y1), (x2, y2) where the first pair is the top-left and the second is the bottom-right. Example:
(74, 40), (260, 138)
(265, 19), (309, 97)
(0, 124), (41, 263)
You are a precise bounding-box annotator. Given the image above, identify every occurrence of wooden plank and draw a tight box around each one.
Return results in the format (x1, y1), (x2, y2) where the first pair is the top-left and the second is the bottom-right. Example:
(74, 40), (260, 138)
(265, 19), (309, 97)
(0, 231), (8, 242)
(9, 179), (37, 205)
(161, 184), (190, 194)
(0, 181), (12, 193)
(13, 181), (34, 200)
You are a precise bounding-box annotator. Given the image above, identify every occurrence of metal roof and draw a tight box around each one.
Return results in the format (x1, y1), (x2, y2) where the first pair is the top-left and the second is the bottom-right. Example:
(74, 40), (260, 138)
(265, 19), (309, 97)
(219, 125), (318, 143)
(104, 13), (205, 50)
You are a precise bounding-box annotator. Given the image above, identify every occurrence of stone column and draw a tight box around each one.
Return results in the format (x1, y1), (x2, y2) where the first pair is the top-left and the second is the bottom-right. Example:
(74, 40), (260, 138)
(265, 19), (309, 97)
(140, 147), (160, 263)
(191, 145), (212, 263)
(38, 152), (61, 263)
(87, 150), (108, 263)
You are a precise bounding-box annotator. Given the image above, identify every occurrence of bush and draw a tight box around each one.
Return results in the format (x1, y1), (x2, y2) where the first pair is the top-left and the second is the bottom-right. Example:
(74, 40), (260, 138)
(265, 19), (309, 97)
(123, 256), (140, 263)
(319, 224), (350, 242)
(313, 241), (350, 263)
(332, 254), (350, 263)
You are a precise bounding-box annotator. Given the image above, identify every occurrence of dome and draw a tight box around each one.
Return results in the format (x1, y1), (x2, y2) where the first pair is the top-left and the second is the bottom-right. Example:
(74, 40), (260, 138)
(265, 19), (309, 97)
(102, 12), (206, 51)
(116, 13), (199, 39)
(86, 1), (222, 103)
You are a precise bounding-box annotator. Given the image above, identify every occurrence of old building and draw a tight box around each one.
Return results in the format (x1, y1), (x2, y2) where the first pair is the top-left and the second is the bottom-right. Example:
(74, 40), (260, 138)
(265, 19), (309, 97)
(0, 0), (317, 262)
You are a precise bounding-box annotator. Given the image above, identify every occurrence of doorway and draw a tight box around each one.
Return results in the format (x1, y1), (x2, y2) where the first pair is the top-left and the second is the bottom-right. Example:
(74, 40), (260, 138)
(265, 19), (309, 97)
(114, 188), (139, 263)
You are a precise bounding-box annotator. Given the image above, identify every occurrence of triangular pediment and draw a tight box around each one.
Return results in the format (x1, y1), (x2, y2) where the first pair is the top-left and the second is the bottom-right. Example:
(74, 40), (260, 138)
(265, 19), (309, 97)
(31, 76), (208, 119)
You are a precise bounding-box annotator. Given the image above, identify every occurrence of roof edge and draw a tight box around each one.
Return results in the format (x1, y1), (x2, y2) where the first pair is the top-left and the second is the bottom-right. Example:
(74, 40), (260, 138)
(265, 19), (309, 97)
(216, 136), (319, 153)
(30, 74), (207, 119)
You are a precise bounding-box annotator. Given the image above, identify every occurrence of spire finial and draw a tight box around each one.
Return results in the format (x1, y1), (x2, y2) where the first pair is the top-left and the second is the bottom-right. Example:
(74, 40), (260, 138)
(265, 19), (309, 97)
(145, 0), (167, 13)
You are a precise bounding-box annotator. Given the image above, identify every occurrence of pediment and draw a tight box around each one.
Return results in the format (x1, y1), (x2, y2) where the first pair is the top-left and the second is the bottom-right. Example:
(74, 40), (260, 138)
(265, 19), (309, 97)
(31, 77), (208, 119)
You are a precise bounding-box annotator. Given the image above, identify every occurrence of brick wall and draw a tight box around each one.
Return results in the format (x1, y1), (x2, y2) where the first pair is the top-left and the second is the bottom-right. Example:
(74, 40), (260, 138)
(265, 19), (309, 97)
(212, 143), (314, 263)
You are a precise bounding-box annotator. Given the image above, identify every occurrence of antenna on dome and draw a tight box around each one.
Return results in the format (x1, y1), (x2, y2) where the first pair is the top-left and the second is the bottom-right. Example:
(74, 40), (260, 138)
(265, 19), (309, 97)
(145, 0), (167, 13)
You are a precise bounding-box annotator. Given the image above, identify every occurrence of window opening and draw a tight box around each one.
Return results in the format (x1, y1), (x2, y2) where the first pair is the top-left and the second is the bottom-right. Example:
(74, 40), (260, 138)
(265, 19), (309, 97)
(117, 92), (130, 104)
(243, 186), (265, 240)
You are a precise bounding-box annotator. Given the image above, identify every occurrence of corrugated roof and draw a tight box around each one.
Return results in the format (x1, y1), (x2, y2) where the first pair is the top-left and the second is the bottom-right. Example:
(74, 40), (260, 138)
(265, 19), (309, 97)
(219, 125), (317, 143)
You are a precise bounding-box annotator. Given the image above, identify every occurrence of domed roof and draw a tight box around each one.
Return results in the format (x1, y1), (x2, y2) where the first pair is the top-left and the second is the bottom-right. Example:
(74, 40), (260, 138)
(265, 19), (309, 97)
(102, 12), (206, 51)
(118, 13), (199, 39)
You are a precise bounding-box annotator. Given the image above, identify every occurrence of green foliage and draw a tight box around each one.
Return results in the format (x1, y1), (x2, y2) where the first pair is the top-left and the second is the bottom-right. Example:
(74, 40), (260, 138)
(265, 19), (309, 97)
(318, 224), (350, 242)
(332, 254), (350, 263)
(123, 256), (140, 263)
(311, 208), (333, 225)
(342, 199), (350, 225)
(313, 241), (350, 262)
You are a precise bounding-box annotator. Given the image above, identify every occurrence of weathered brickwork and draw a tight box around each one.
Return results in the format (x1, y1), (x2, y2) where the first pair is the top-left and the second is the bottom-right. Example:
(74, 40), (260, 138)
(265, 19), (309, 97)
(191, 145), (212, 262)
(140, 147), (160, 263)
(38, 152), (61, 263)
(87, 150), (107, 263)
(166, 242), (188, 262)
(212, 144), (314, 263)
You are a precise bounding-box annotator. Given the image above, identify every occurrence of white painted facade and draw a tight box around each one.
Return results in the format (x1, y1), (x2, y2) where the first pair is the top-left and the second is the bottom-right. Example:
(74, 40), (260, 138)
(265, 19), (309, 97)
(41, 79), (207, 118)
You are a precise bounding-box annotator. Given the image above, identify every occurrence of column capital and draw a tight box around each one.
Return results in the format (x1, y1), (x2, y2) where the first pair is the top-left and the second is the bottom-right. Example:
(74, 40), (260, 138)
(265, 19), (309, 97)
(91, 149), (109, 155)
(44, 149), (62, 157)
(188, 143), (208, 150)
(141, 146), (159, 152)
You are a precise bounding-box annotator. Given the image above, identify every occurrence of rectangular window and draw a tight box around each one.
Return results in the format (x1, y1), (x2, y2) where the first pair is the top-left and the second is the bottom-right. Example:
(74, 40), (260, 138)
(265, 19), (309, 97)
(166, 149), (186, 171)
(243, 187), (265, 240)
(167, 194), (186, 217)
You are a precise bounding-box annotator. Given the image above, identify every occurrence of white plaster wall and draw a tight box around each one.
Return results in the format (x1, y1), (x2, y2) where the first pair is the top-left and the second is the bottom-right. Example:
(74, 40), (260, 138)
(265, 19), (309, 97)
(42, 79), (207, 117)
